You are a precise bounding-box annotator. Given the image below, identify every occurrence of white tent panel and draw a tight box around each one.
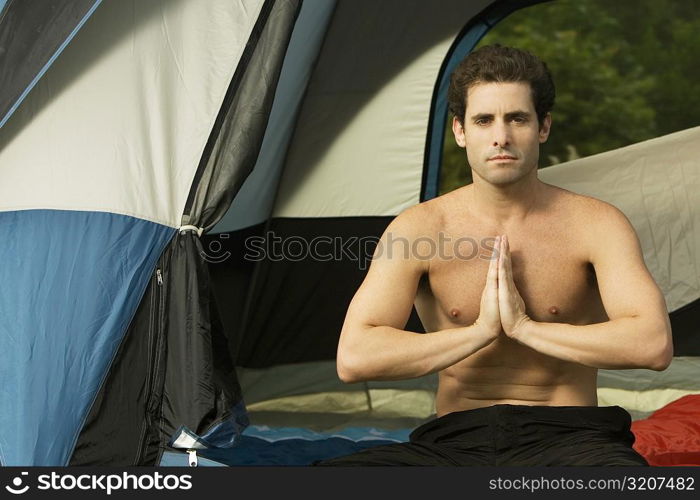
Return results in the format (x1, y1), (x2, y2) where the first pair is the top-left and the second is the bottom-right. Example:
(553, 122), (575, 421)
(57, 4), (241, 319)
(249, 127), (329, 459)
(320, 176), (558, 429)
(274, 52), (440, 217)
(273, 0), (493, 218)
(539, 126), (700, 312)
(0, 0), (265, 227)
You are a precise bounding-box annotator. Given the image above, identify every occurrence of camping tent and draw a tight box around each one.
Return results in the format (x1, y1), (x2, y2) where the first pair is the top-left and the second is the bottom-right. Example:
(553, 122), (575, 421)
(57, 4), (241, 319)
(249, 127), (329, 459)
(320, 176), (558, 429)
(0, 0), (697, 466)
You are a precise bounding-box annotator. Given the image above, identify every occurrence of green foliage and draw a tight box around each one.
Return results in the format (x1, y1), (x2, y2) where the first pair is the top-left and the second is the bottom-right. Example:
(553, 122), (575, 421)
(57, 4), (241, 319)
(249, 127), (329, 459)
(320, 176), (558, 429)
(440, 0), (700, 194)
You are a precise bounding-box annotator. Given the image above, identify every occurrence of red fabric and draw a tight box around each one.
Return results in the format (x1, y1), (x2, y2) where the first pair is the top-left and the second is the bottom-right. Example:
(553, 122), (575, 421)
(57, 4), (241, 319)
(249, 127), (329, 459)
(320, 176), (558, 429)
(631, 394), (700, 466)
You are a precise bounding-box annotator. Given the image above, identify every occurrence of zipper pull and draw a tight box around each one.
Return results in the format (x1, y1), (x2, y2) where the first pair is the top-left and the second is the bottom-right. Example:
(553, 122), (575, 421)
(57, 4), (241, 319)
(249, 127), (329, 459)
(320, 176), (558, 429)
(188, 449), (198, 467)
(156, 268), (163, 286)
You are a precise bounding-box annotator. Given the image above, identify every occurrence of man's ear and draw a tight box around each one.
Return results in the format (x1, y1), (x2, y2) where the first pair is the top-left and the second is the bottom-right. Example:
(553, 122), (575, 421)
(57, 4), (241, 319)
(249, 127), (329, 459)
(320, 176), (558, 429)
(452, 116), (466, 148)
(539, 112), (552, 143)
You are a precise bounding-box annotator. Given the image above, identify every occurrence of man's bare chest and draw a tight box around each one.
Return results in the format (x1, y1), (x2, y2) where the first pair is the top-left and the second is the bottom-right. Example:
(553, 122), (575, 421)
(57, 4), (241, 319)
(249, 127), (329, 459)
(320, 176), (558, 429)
(414, 226), (605, 330)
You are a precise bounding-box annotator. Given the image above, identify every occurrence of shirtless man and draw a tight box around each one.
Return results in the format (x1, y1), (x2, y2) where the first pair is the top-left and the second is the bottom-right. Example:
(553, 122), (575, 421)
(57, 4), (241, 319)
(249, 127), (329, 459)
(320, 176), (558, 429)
(317, 45), (673, 466)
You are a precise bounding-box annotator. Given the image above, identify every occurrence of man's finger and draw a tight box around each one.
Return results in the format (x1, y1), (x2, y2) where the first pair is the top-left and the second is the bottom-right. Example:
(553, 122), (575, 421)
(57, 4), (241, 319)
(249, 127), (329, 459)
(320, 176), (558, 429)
(504, 234), (515, 279)
(498, 234), (510, 291)
(487, 236), (500, 289)
(501, 235), (517, 290)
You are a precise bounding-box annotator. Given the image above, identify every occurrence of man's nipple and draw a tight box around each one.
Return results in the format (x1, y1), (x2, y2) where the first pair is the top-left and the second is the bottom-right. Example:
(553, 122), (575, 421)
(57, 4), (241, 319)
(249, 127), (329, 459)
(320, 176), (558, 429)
(450, 308), (460, 318)
(548, 306), (559, 315)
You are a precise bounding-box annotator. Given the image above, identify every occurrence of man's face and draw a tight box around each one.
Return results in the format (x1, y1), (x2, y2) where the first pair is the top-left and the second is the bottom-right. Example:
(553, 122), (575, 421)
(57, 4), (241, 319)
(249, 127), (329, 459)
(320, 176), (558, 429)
(452, 81), (551, 186)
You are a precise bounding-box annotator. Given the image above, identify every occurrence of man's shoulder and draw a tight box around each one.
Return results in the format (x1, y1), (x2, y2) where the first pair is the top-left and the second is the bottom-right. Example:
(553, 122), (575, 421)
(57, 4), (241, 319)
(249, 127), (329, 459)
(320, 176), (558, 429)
(545, 184), (627, 222)
(544, 185), (637, 260)
(390, 193), (452, 236)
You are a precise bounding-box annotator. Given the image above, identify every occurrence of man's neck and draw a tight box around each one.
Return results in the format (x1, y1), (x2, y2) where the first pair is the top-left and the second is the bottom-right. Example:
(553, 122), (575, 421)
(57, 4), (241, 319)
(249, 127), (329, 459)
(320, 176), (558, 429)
(468, 171), (543, 226)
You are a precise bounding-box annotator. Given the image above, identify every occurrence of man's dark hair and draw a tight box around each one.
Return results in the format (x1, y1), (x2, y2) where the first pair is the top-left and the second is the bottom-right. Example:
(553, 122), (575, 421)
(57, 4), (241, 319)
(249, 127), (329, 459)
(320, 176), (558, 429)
(448, 44), (555, 127)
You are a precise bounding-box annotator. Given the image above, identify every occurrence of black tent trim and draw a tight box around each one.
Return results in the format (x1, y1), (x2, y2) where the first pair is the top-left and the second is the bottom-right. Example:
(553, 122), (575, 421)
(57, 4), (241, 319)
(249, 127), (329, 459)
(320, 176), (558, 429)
(0, 0), (102, 128)
(157, 0), (304, 462)
(182, 0), (277, 219)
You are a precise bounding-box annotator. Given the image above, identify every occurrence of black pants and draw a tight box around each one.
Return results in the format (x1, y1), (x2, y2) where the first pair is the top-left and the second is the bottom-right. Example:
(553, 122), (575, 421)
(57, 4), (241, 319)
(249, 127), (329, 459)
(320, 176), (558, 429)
(315, 405), (648, 466)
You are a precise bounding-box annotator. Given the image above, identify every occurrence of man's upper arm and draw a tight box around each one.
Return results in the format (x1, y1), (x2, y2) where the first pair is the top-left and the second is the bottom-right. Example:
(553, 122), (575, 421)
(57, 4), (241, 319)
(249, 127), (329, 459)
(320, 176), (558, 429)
(342, 207), (430, 332)
(587, 201), (669, 328)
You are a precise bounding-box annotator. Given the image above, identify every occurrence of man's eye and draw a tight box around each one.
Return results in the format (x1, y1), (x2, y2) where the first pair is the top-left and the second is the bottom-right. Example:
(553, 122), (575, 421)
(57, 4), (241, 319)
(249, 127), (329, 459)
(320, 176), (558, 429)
(512, 116), (526, 123)
(475, 118), (490, 125)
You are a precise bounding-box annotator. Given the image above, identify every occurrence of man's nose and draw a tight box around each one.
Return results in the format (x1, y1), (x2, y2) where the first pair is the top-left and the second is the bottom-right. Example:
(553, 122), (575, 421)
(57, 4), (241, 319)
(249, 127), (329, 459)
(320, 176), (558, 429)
(492, 122), (510, 148)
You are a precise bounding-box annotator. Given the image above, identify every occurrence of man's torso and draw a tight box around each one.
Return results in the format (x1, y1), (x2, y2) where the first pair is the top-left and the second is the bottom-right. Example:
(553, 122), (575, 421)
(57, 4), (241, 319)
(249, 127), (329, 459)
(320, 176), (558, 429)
(411, 184), (608, 416)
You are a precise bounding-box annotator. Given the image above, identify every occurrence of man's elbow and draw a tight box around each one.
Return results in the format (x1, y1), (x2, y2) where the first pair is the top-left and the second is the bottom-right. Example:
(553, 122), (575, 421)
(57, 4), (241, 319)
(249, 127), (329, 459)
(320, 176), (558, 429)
(645, 324), (673, 371)
(336, 350), (369, 384)
(336, 359), (359, 384)
(647, 345), (673, 371)
(337, 365), (362, 384)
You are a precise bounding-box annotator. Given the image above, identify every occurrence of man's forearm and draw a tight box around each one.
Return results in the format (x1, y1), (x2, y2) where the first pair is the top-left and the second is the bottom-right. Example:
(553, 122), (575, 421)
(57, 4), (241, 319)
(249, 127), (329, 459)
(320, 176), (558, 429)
(337, 323), (495, 383)
(513, 316), (672, 370)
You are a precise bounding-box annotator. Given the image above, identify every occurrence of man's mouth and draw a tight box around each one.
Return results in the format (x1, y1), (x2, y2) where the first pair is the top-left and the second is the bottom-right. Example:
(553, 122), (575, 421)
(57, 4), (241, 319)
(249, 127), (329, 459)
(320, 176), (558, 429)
(488, 155), (517, 161)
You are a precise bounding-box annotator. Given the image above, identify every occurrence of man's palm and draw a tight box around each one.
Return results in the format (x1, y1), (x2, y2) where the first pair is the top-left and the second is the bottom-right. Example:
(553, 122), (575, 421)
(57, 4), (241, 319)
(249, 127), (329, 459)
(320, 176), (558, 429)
(497, 235), (530, 337)
(476, 236), (501, 336)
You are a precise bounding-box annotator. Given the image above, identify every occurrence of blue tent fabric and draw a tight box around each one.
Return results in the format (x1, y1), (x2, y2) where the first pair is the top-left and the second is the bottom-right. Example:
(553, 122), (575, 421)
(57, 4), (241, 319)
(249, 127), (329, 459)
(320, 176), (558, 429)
(0, 209), (174, 465)
(163, 425), (412, 466)
(200, 436), (398, 466)
(161, 436), (400, 467)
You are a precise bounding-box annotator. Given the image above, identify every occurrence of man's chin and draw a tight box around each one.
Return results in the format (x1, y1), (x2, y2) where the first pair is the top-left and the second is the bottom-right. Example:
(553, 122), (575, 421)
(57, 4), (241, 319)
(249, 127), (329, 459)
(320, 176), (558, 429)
(478, 170), (526, 186)
(471, 162), (538, 186)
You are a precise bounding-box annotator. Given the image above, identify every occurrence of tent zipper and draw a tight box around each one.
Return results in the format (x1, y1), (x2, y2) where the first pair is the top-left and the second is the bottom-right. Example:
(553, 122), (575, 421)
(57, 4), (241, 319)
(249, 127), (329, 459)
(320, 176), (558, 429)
(135, 266), (165, 464)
